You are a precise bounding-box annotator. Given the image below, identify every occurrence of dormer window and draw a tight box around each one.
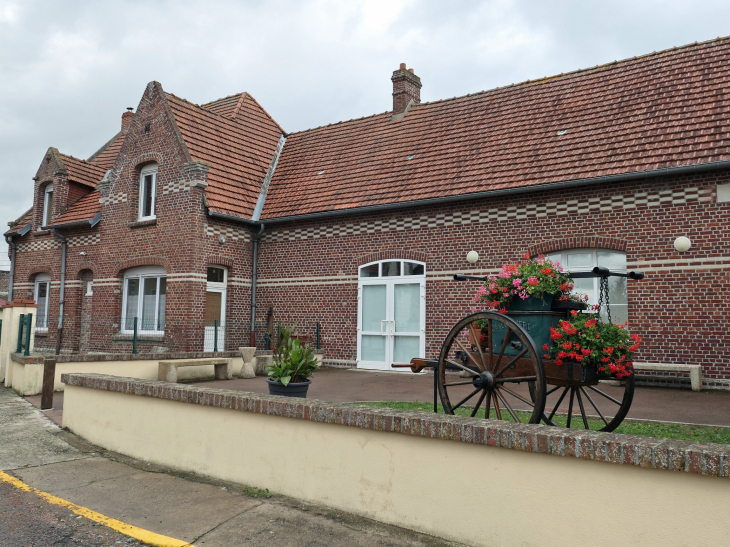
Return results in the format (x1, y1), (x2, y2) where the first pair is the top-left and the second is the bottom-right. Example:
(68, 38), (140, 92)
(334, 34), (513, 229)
(139, 164), (157, 220)
(42, 184), (53, 227)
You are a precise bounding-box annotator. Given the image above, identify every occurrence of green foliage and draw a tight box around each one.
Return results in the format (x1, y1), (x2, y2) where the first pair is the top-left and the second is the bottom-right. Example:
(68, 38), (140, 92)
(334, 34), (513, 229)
(243, 487), (272, 499)
(266, 323), (319, 386)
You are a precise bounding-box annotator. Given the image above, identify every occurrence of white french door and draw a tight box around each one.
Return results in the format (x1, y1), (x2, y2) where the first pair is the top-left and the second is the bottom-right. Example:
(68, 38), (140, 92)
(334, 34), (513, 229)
(357, 260), (425, 370)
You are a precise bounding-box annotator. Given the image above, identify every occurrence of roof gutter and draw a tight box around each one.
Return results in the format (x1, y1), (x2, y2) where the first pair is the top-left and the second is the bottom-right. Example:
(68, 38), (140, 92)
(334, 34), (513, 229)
(51, 229), (67, 355)
(48, 212), (102, 230)
(5, 235), (15, 301)
(206, 159), (730, 226)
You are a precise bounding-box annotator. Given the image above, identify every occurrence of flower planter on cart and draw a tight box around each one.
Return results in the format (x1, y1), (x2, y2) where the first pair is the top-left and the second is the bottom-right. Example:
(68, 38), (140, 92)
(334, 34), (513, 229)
(393, 266), (642, 433)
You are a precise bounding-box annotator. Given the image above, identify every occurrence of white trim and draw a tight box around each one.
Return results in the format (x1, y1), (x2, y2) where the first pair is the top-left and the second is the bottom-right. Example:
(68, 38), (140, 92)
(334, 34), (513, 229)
(204, 266), (227, 351)
(121, 266), (166, 334)
(42, 184), (53, 227)
(34, 274), (51, 331)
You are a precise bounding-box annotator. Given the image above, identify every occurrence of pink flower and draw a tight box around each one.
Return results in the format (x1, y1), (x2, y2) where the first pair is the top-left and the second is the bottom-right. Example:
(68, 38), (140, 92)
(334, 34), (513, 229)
(512, 278), (522, 287)
(528, 276), (539, 286)
(519, 290), (528, 299)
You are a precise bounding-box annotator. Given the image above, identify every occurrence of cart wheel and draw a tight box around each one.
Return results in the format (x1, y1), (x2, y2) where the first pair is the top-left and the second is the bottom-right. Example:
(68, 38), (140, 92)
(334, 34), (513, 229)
(437, 312), (546, 423)
(532, 374), (635, 432)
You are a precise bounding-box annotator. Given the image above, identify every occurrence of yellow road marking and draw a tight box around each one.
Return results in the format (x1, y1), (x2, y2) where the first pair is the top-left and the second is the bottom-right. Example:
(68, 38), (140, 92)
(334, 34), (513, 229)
(0, 470), (194, 547)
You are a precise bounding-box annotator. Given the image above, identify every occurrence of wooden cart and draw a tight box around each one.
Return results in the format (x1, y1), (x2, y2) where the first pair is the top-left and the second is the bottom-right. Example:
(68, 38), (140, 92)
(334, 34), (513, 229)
(393, 267), (644, 432)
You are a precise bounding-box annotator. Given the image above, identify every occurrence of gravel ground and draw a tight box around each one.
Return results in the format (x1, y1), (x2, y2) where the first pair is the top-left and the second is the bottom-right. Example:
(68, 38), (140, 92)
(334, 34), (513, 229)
(0, 479), (143, 546)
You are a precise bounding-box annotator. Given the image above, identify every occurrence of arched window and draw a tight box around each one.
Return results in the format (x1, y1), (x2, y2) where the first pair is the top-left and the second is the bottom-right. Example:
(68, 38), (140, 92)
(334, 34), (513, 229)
(357, 259), (425, 369)
(122, 266), (166, 333)
(138, 163), (158, 220)
(546, 249), (628, 323)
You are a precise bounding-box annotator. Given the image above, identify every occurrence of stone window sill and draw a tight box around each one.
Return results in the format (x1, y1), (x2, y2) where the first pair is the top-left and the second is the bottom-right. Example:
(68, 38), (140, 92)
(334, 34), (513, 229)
(34, 330), (48, 337)
(35, 229), (51, 235)
(129, 218), (157, 229)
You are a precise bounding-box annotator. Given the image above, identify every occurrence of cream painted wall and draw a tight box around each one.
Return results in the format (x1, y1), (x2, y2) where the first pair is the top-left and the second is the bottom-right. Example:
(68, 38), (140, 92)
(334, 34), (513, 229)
(63, 385), (730, 547)
(1, 306), (37, 385)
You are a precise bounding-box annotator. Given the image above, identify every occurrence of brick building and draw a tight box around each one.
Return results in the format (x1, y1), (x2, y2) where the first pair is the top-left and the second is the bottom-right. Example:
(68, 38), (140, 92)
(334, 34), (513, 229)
(5, 38), (730, 389)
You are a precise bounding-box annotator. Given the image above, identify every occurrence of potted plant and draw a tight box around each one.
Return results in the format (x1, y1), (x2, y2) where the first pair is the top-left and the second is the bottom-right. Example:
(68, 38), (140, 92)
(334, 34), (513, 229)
(266, 323), (319, 398)
(472, 253), (587, 313)
(543, 309), (641, 379)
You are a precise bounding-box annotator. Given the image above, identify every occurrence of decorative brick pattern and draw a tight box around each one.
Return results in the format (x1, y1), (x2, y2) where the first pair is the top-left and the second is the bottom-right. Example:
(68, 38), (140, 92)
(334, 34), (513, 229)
(266, 187), (710, 243)
(68, 234), (101, 247)
(61, 373), (730, 479)
(99, 192), (128, 205)
(205, 224), (250, 243)
(17, 239), (61, 252)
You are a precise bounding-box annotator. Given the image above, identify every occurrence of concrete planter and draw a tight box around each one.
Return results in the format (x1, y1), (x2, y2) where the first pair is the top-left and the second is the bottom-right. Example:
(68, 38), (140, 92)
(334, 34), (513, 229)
(238, 347), (256, 379)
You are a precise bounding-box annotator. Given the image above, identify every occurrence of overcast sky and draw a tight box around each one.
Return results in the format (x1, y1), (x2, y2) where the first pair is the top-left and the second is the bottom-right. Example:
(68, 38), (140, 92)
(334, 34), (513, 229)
(1, 0), (730, 266)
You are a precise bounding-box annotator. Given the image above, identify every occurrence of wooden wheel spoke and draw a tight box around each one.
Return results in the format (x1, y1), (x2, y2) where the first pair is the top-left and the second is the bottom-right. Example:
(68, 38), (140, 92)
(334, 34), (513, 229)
(493, 327), (512, 372)
(494, 348), (528, 378)
(468, 322), (488, 371)
(498, 385), (535, 408)
(492, 391), (503, 420)
(587, 386), (623, 406)
(494, 389), (521, 423)
(443, 380), (475, 387)
(495, 375), (537, 383)
(566, 388), (575, 428)
(454, 338), (484, 371)
(485, 391), (492, 419)
(444, 358), (478, 376)
(487, 319), (494, 371)
(546, 385), (562, 396)
(451, 388), (482, 411)
(575, 387), (590, 429)
(470, 390), (487, 418)
(580, 387), (608, 426)
(548, 387), (570, 421)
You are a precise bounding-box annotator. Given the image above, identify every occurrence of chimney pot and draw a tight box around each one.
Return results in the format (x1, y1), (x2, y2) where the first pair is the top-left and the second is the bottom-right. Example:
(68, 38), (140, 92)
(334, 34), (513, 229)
(121, 109), (135, 131)
(391, 64), (422, 114)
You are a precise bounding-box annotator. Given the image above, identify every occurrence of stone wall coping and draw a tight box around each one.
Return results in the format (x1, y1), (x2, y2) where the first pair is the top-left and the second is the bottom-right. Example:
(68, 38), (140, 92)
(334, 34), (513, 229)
(33, 350), (268, 364)
(10, 353), (44, 364)
(60, 373), (730, 479)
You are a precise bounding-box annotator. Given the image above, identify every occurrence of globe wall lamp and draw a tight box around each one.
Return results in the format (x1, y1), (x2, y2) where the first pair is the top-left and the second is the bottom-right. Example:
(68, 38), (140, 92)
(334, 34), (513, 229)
(673, 237), (691, 253)
(467, 251), (479, 264)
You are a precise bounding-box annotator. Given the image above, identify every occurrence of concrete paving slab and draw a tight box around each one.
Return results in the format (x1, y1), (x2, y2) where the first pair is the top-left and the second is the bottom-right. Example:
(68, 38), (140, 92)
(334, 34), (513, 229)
(0, 387), (86, 470)
(18, 462), (263, 543)
(195, 500), (437, 547)
(13, 456), (140, 493)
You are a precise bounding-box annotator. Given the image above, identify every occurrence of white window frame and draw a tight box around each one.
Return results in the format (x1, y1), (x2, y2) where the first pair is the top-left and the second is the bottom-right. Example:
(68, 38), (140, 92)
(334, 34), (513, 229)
(204, 266), (228, 352)
(138, 164), (158, 221)
(121, 266), (166, 334)
(34, 274), (51, 332)
(85, 281), (93, 296)
(42, 184), (53, 228)
(546, 248), (628, 323)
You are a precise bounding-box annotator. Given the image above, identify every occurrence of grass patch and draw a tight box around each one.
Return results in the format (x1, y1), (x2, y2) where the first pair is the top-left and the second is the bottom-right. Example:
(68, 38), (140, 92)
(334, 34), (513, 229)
(357, 401), (730, 445)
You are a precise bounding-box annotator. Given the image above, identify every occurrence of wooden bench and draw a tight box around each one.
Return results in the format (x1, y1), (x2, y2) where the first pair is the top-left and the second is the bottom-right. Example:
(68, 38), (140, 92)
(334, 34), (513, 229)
(632, 362), (703, 391)
(158, 358), (232, 383)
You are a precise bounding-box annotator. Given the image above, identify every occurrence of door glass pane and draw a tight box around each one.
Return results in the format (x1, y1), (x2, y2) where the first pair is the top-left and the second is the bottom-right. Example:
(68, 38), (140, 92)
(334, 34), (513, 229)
(567, 253), (592, 268)
(394, 336), (420, 364)
(597, 251), (626, 270)
(125, 278), (139, 330)
(359, 264), (379, 277)
(572, 277), (595, 304)
(158, 278), (166, 330)
(141, 277), (158, 330)
(36, 283), (48, 328)
(404, 262), (424, 276)
(362, 285), (386, 332)
(394, 283), (420, 332)
(205, 292), (222, 326)
(361, 335), (385, 362)
(381, 261), (401, 277)
(207, 267), (225, 283)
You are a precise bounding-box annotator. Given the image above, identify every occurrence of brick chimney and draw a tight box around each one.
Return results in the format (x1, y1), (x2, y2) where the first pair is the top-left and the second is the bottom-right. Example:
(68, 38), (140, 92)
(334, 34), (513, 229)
(121, 107), (135, 131)
(391, 63), (421, 114)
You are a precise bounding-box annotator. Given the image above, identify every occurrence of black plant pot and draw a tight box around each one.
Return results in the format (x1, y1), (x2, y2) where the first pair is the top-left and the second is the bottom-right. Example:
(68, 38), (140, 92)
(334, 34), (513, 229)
(266, 378), (311, 398)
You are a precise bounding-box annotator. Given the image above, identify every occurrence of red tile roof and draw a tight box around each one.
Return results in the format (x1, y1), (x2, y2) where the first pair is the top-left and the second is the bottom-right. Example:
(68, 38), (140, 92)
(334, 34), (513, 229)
(202, 93), (285, 134)
(60, 154), (107, 188)
(49, 190), (100, 226)
(88, 131), (127, 170)
(262, 38), (730, 219)
(167, 93), (283, 218)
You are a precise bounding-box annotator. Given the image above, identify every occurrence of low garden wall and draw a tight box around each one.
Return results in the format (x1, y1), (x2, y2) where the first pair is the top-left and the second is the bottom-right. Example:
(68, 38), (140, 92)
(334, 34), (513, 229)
(7, 352), (248, 395)
(61, 373), (730, 547)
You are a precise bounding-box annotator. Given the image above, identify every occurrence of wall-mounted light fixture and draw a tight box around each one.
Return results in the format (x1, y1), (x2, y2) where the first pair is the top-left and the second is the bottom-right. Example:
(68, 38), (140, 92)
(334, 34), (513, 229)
(218, 235), (226, 245)
(467, 250), (479, 264)
(673, 237), (691, 253)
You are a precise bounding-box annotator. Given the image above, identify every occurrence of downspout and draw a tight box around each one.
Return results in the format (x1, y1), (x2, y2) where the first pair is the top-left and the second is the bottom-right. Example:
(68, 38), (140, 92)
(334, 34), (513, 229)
(5, 236), (15, 301)
(250, 224), (265, 347)
(52, 229), (67, 355)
